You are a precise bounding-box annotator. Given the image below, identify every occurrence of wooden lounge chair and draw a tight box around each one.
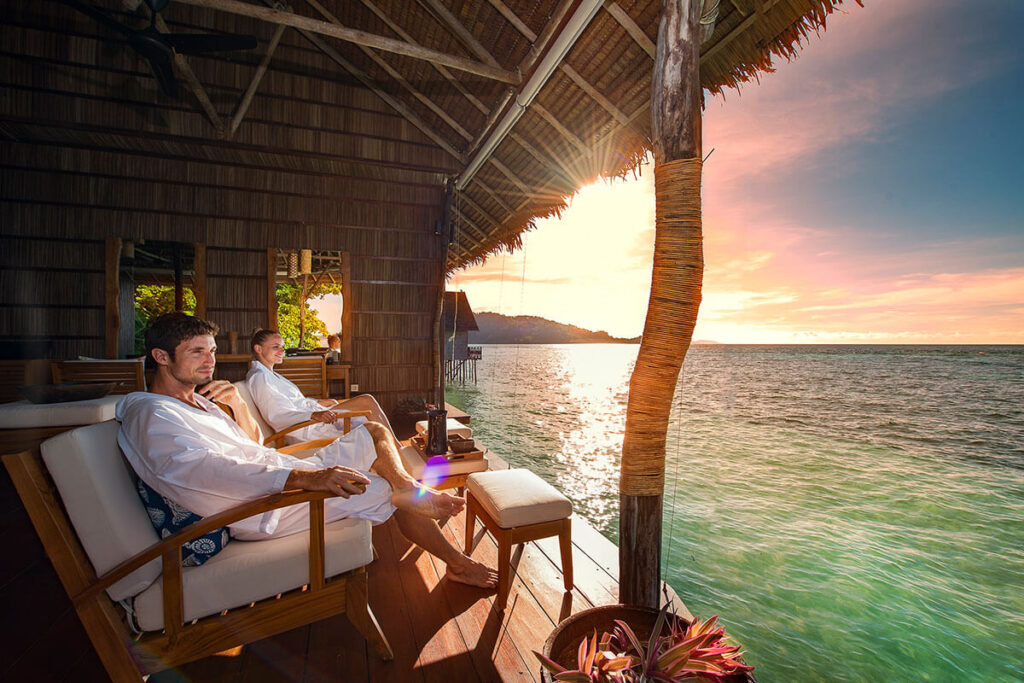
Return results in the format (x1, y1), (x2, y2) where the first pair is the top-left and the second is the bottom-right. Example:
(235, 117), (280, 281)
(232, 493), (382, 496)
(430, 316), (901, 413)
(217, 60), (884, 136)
(276, 355), (328, 398)
(2, 422), (393, 681)
(231, 380), (371, 448)
(52, 358), (146, 394)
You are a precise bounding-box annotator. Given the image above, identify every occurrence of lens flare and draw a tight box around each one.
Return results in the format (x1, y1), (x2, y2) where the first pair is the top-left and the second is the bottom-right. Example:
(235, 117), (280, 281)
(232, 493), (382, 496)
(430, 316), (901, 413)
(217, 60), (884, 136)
(418, 456), (450, 495)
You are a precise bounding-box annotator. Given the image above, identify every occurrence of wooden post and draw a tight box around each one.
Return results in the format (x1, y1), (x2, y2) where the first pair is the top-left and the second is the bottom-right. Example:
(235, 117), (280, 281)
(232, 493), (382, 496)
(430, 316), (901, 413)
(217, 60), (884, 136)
(267, 248), (279, 331)
(193, 242), (207, 319)
(619, 0), (703, 608)
(104, 237), (121, 359)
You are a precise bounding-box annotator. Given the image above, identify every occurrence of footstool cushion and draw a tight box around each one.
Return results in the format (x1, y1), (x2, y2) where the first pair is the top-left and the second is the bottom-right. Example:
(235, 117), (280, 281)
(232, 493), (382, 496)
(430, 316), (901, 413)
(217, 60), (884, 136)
(466, 469), (571, 528)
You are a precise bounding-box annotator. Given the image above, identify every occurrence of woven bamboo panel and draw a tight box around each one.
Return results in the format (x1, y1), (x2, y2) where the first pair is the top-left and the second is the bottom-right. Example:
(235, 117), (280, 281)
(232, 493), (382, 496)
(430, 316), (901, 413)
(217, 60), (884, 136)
(353, 340), (433, 367)
(354, 285), (437, 315)
(0, 307), (103, 337)
(352, 312), (433, 339)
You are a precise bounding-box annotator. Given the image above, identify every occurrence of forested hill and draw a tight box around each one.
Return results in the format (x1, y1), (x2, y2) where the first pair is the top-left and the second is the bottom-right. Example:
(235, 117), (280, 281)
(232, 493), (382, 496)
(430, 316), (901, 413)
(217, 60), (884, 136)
(467, 312), (640, 344)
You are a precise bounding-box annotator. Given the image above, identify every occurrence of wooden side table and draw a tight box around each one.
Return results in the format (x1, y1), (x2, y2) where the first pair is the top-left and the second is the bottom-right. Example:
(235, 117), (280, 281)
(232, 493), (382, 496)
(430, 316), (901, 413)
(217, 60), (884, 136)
(326, 364), (351, 399)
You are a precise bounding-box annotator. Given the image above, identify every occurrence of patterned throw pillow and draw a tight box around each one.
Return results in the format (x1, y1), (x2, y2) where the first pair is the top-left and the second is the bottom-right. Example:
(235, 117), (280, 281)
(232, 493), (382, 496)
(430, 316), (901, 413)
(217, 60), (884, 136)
(136, 478), (230, 567)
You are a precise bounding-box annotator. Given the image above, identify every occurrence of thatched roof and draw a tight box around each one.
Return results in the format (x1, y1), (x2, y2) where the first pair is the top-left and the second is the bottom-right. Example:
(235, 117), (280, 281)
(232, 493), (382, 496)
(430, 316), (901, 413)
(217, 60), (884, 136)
(5, 0), (859, 270)
(443, 291), (478, 331)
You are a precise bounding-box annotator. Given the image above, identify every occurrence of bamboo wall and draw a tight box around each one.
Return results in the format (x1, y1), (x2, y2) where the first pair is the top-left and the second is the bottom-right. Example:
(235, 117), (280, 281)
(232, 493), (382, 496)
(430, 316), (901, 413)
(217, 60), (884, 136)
(0, 2), (459, 412)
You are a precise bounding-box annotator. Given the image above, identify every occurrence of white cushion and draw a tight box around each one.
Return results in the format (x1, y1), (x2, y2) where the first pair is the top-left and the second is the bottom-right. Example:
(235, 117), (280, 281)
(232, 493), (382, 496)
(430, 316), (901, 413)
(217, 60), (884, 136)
(467, 469), (572, 528)
(233, 381), (272, 441)
(133, 517), (372, 631)
(398, 444), (488, 481)
(0, 395), (121, 428)
(41, 421), (161, 601)
(415, 418), (472, 439)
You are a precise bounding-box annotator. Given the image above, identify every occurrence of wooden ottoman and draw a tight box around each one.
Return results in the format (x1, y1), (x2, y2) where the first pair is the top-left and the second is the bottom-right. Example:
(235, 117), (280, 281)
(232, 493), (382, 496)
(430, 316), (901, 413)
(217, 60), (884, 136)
(464, 469), (573, 608)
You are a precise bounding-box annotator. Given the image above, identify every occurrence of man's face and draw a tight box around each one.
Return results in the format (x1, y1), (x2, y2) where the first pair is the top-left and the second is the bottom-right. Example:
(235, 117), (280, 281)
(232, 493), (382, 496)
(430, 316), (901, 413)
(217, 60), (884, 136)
(158, 334), (217, 387)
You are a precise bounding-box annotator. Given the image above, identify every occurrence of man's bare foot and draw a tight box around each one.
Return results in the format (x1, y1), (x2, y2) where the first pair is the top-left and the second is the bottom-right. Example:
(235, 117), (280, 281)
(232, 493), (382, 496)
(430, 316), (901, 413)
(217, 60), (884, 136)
(393, 486), (466, 520)
(446, 555), (499, 588)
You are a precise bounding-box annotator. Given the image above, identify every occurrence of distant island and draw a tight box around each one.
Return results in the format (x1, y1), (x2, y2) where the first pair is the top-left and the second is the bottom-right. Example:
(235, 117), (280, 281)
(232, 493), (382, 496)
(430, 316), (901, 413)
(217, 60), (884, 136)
(468, 312), (640, 344)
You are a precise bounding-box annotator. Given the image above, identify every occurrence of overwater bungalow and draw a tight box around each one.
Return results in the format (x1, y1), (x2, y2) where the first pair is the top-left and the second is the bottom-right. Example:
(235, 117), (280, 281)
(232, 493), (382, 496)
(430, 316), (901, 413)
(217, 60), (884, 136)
(1, 1), (858, 680)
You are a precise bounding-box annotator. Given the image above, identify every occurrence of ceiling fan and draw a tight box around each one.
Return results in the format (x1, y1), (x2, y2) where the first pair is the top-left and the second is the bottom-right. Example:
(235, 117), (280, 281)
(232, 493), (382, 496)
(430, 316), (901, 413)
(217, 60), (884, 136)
(61, 0), (258, 97)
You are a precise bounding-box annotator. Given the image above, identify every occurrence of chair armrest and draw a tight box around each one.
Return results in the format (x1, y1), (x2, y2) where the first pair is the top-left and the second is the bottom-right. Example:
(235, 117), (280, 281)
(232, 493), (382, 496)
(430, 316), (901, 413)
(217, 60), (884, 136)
(262, 409), (372, 447)
(276, 437), (338, 455)
(73, 489), (332, 605)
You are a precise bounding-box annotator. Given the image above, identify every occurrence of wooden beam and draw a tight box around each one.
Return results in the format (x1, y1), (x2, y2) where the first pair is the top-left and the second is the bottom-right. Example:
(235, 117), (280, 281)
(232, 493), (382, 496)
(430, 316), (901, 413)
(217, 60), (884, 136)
(486, 0), (537, 42)
(459, 193), (503, 231)
(104, 237), (121, 359)
(356, 0), (490, 115)
(603, 1), (656, 58)
(150, 11), (224, 133)
(305, 0), (472, 141)
(485, 157), (531, 195)
(417, 0), (502, 68)
(193, 242), (207, 319)
(266, 248), (278, 331)
(560, 64), (631, 126)
(228, 23), (287, 138)
(174, 0), (518, 83)
(474, 180), (515, 214)
(297, 29), (465, 161)
(533, 103), (588, 153)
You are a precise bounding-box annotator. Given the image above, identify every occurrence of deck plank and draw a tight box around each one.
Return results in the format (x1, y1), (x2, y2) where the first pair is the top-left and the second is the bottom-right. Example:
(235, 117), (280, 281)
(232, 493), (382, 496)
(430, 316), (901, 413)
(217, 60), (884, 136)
(420, 523), (535, 681)
(304, 612), (370, 683)
(378, 517), (478, 681)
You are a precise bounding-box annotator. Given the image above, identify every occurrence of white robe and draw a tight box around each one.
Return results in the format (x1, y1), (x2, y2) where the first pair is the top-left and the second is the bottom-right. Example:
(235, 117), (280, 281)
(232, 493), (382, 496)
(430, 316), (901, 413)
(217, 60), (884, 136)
(116, 392), (394, 540)
(245, 360), (367, 444)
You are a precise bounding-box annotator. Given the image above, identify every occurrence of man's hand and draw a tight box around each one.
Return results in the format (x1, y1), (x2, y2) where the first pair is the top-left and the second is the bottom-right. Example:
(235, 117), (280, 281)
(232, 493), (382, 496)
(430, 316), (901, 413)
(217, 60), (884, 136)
(285, 466), (370, 498)
(198, 380), (243, 410)
(311, 410), (339, 424)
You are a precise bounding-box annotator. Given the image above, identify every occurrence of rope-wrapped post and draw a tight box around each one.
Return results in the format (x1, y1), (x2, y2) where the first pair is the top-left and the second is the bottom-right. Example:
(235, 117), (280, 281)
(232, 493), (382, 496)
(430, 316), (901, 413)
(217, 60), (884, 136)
(619, 158), (703, 606)
(620, 0), (704, 608)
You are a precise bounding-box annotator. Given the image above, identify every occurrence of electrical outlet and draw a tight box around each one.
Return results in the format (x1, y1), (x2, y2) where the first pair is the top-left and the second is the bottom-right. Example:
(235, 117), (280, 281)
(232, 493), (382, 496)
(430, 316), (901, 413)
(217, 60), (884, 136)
(350, 383), (359, 393)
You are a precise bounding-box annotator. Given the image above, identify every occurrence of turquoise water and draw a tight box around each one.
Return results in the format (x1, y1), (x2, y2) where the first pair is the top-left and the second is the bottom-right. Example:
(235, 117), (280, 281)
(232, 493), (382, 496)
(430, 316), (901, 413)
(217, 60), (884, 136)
(446, 344), (1024, 682)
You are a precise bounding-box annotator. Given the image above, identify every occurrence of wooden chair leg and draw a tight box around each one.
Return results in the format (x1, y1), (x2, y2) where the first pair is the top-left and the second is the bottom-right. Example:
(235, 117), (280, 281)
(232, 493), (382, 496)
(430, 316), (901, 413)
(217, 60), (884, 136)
(464, 492), (477, 553)
(344, 571), (394, 661)
(495, 528), (512, 609)
(558, 518), (573, 591)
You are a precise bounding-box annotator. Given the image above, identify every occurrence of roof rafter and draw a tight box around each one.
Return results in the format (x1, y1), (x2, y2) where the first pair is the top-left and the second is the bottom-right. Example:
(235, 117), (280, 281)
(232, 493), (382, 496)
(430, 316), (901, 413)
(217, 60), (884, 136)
(355, 0), (490, 115)
(228, 23), (287, 138)
(603, 1), (655, 58)
(174, 0), (519, 83)
(560, 63), (631, 126)
(304, 0), (472, 141)
(297, 28), (465, 161)
(486, 0), (537, 42)
(416, 0), (502, 69)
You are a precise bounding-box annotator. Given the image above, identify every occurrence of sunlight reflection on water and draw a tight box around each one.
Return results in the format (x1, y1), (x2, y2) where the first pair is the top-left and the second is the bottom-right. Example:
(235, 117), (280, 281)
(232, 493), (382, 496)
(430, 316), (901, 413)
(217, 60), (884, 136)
(446, 343), (1024, 682)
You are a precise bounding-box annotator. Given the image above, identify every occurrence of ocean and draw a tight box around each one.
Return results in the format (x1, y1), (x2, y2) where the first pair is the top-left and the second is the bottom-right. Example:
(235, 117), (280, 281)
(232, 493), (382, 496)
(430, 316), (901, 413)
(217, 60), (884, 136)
(446, 344), (1024, 682)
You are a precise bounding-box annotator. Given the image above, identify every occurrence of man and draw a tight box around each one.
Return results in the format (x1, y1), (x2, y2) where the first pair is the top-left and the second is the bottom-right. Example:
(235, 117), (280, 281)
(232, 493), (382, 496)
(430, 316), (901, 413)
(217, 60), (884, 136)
(117, 312), (496, 588)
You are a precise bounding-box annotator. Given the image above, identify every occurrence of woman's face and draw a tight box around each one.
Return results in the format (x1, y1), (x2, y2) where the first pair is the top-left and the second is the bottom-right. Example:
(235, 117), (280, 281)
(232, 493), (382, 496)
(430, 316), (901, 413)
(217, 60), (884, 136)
(254, 334), (285, 366)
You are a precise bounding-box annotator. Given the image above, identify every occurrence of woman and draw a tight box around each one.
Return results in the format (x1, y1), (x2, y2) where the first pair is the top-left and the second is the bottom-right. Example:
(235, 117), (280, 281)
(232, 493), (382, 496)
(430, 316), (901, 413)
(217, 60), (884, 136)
(246, 329), (394, 444)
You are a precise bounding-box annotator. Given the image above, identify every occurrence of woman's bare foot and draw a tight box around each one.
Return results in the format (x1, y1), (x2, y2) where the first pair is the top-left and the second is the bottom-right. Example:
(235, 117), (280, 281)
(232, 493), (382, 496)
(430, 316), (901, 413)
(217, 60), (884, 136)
(393, 486), (466, 520)
(446, 555), (499, 588)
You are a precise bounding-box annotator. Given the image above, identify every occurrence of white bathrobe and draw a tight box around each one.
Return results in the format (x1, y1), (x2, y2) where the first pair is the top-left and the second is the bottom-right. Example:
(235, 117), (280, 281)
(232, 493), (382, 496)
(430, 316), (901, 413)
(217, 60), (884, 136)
(245, 360), (367, 444)
(116, 392), (394, 540)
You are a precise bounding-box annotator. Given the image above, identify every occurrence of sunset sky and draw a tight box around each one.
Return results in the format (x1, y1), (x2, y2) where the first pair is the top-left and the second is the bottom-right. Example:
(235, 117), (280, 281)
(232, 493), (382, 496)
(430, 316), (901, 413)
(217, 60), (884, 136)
(449, 0), (1024, 344)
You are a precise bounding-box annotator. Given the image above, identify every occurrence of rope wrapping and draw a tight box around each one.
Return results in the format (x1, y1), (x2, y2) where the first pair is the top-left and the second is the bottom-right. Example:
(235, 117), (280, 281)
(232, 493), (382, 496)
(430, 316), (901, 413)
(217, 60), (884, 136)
(620, 157), (703, 496)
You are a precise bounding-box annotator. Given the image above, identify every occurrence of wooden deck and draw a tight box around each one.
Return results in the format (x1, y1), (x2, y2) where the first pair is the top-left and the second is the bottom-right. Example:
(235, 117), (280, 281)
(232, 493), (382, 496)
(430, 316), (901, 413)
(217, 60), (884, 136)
(0, 457), (648, 682)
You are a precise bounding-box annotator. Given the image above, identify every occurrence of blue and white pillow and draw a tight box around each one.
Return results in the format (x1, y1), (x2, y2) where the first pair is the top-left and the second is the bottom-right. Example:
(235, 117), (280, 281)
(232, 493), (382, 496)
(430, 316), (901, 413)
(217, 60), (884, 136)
(136, 478), (229, 567)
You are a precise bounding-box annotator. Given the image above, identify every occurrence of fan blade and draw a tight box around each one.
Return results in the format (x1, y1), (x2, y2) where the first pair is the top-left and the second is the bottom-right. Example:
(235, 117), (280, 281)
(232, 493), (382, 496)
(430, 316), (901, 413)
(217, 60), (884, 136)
(59, 0), (135, 39)
(145, 52), (177, 97)
(164, 33), (258, 55)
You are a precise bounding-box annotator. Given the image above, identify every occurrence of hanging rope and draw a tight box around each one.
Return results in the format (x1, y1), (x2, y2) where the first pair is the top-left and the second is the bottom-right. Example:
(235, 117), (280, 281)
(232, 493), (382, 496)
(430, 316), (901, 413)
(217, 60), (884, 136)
(620, 157), (703, 496)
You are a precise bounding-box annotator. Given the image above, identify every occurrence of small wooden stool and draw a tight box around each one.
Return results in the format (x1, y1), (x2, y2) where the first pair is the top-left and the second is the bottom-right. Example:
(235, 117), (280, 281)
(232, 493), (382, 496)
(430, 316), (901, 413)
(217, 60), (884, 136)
(465, 469), (573, 608)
